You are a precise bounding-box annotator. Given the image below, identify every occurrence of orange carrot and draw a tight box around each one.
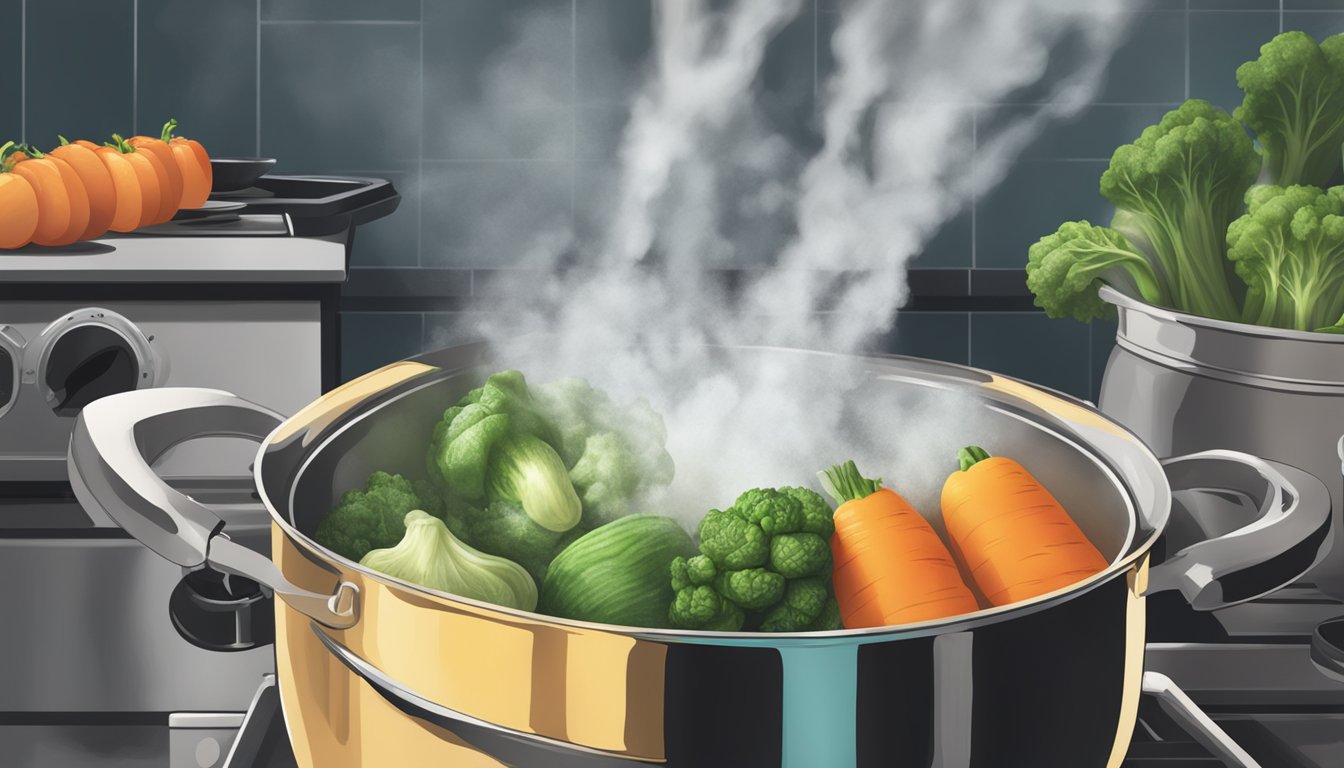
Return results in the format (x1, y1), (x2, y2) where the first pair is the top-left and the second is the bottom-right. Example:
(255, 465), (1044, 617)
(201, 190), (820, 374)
(822, 460), (980, 628)
(941, 446), (1109, 606)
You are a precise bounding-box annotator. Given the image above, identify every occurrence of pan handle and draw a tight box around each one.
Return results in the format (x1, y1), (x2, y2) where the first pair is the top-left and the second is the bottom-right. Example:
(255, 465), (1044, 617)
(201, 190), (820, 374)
(1145, 450), (1331, 610)
(68, 387), (359, 630)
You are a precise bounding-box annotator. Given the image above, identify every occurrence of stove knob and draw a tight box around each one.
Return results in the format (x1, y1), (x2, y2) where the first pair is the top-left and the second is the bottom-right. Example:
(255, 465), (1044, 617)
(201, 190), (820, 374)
(168, 567), (275, 652)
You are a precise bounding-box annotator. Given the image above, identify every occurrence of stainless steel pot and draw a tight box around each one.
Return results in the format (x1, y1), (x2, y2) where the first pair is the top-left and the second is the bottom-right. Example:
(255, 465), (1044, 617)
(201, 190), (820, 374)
(1098, 286), (1344, 600)
(66, 345), (1330, 767)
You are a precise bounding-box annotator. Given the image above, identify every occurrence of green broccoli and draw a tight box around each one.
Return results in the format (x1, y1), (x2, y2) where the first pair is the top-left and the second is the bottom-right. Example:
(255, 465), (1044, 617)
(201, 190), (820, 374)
(1227, 184), (1344, 331)
(533, 377), (675, 525)
(1235, 31), (1344, 188)
(669, 487), (837, 632)
(1025, 221), (1170, 323)
(452, 499), (564, 584)
(315, 472), (433, 563)
(1099, 99), (1259, 322)
(426, 370), (581, 533)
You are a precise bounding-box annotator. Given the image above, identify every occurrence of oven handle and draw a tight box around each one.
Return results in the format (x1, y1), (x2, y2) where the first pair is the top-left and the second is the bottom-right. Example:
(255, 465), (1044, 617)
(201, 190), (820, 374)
(1146, 450), (1331, 610)
(67, 387), (359, 629)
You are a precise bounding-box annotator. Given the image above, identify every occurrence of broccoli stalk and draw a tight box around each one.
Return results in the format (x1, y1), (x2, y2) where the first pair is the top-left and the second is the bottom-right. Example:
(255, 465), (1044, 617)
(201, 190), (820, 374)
(1099, 99), (1260, 322)
(668, 487), (841, 632)
(1235, 31), (1344, 188)
(1026, 221), (1170, 323)
(1227, 184), (1344, 331)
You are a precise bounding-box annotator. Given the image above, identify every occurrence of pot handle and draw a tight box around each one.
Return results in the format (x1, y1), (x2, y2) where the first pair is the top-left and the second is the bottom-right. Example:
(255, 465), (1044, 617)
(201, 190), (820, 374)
(67, 387), (359, 630)
(1146, 450), (1331, 610)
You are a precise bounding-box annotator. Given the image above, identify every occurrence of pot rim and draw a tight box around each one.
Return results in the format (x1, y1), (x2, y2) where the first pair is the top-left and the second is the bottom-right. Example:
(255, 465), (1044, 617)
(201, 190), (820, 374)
(254, 345), (1168, 645)
(1100, 285), (1344, 343)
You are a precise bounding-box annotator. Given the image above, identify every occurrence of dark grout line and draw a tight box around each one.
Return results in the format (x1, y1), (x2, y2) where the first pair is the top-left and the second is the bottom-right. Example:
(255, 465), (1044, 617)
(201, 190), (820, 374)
(132, 0), (138, 135)
(418, 0), (425, 268)
(259, 20), (421, 26)
(255, 0), (261, 156)
(19, 0), (25, 144)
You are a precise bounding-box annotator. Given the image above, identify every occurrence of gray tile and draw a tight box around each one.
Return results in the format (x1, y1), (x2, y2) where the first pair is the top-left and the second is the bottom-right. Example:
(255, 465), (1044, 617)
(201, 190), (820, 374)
(913, 209), (973, 268)
(879, 312), (969, 365)
(1285, 2), (1344, 10)
(986, 103), (1179, 161)
(1190, 12), (1283, 115)
(759, 9), (816, 102)
(0, 0), (17, 142)
(331, 166), (419, 267)
(420, 161), (574, 268)
(575, 106), (630, 160)
(260, 23), (420, 172)
(1090, 12), (1188, 105)
(1193, 0), (1281, 8)
(137, 0), (258, 158)
(974, 160), (1112, 268)
(25, 0), (134, 146)
(1090, 318), (1119, 402)
(576, 0), (652, 104)
(1283, 12), (1344, 39)
(262, 0), (419, 22)
(340, 313), (424, 382)
(423, 0), (574, 161)
(970, 312), (1091, 398)
(423, 312), (496, 350)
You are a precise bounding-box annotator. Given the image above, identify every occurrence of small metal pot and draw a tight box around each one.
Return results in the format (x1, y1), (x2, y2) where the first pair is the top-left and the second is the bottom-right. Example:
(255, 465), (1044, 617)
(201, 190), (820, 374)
(1098, 286), (1344, 600)
(67, 345), (1330, 767)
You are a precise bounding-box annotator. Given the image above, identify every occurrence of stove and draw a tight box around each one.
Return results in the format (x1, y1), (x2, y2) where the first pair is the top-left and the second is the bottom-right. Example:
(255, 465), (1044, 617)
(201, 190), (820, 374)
(0, 176), (397, 768)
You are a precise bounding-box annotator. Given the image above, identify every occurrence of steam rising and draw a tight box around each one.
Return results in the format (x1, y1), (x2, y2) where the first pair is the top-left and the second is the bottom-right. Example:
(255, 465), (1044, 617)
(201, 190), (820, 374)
(461, 0), (1142, 518)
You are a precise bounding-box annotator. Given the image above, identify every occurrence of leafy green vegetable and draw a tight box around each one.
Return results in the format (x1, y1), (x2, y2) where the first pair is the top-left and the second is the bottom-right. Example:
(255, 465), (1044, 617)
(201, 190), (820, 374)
(668, 487), (841, 632)
(1026, 221), (1170, 323)
(486, 433), (582, 532)
(360, 510), (538, 611)
(1235, 31), (1344, 188)
(1100, 99), (1259, 322)
(314, 472), (437, 563)
(541, 514), (695, 628)
(448, 499), (563, 584)
(1227, 184), (1344, 331)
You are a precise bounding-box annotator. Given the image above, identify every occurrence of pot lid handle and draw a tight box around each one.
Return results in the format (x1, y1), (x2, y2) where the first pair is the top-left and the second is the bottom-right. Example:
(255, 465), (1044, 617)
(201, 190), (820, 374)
(68, 387), (284, 569)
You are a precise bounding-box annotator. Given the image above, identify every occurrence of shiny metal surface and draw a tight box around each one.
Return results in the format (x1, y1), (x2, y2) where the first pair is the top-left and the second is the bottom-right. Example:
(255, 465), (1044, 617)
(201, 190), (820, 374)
(1140, 672), (1260, 768)
(1099, 287), (1344, 599)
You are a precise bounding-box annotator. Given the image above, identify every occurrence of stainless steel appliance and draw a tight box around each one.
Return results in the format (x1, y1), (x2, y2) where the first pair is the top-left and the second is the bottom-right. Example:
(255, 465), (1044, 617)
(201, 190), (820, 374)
(0, 176), (398, 768)
(63, 344), (1343, 767)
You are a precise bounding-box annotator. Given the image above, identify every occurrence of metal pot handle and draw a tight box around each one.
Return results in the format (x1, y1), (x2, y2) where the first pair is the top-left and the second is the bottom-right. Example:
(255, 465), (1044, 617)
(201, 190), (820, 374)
(1146, 450), (1331, 610)
(67, 387), (359, 629)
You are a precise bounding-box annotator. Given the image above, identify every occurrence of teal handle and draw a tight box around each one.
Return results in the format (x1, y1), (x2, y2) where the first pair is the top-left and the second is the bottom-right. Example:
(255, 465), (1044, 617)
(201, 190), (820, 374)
(778, 643), (858, 768)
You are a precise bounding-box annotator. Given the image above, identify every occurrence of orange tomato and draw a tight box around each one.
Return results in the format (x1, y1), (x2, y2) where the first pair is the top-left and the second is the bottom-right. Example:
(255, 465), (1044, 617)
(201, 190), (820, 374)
(10, 157), (71, 246)
(92, 148), (146, 233)
(50, 143), (116, 240)
(128, 136), (183, 220)
(0, 174), (39, 248)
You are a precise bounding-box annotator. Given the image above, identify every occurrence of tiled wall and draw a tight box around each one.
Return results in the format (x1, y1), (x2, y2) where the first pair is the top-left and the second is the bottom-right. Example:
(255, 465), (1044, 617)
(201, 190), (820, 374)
(12, 0), (1344, 399)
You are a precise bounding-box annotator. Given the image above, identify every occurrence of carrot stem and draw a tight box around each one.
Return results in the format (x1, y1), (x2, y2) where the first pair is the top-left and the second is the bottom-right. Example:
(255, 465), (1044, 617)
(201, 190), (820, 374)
(957, 445), (991, 472)
(818, 460), (883, 504)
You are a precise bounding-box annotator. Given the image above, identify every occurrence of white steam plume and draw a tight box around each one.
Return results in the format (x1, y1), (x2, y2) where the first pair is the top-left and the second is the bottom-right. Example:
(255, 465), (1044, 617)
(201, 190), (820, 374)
(464, 0), (1146, 519)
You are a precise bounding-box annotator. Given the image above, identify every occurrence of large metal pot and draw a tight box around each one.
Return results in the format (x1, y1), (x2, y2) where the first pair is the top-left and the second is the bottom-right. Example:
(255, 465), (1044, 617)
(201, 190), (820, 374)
(1098, 286), (1344, 600)
(66, 345), (1329, 767)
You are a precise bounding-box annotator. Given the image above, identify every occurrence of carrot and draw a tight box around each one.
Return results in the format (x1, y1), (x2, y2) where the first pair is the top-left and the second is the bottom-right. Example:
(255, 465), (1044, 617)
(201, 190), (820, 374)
(161, 119), (211, 208)
(821, 460), (980, 628)
(0, 171), (39, 248)
(941, 446), (1109, 606)
(92, 147), (147, 233)
(162, 119), (209, 197)
(129, 131), (183, 219)
(100, 136), (161, 229)
(48, 142), (116, 240)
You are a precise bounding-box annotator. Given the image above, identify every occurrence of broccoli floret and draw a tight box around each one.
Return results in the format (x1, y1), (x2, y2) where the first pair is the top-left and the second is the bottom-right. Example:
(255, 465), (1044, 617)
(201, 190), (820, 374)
(1227, 184), (1344, 330)
(778, 486), (835, 539)
(1026, 221), (1171, 323)
(1099, 99), (1258, 321)
(669, 487), (840, 633)
(1235, 31), (1344, 187)
(758, 577), (831, 632)
(568, 431), (644, 527)
(315, 472), (431, 563)
(806, 597), (843, 632)
(457, 499), (563, 584)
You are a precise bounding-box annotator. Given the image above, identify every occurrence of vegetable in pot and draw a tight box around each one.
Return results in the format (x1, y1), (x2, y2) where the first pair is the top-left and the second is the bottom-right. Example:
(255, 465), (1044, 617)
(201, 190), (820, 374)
(541, 514), (694, 628)
(361, 510), (537, 612)
(1026, 220), (1169, 323)
(941, 446), (1108, 606)
(448, 499), (564, 584)
(823, 460), (979, 629)
(1235, 31), (1344, 188)
(1227, 184), (1344, 331)
(667, 487), (841, 632)
(314, 471), (441, 563)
